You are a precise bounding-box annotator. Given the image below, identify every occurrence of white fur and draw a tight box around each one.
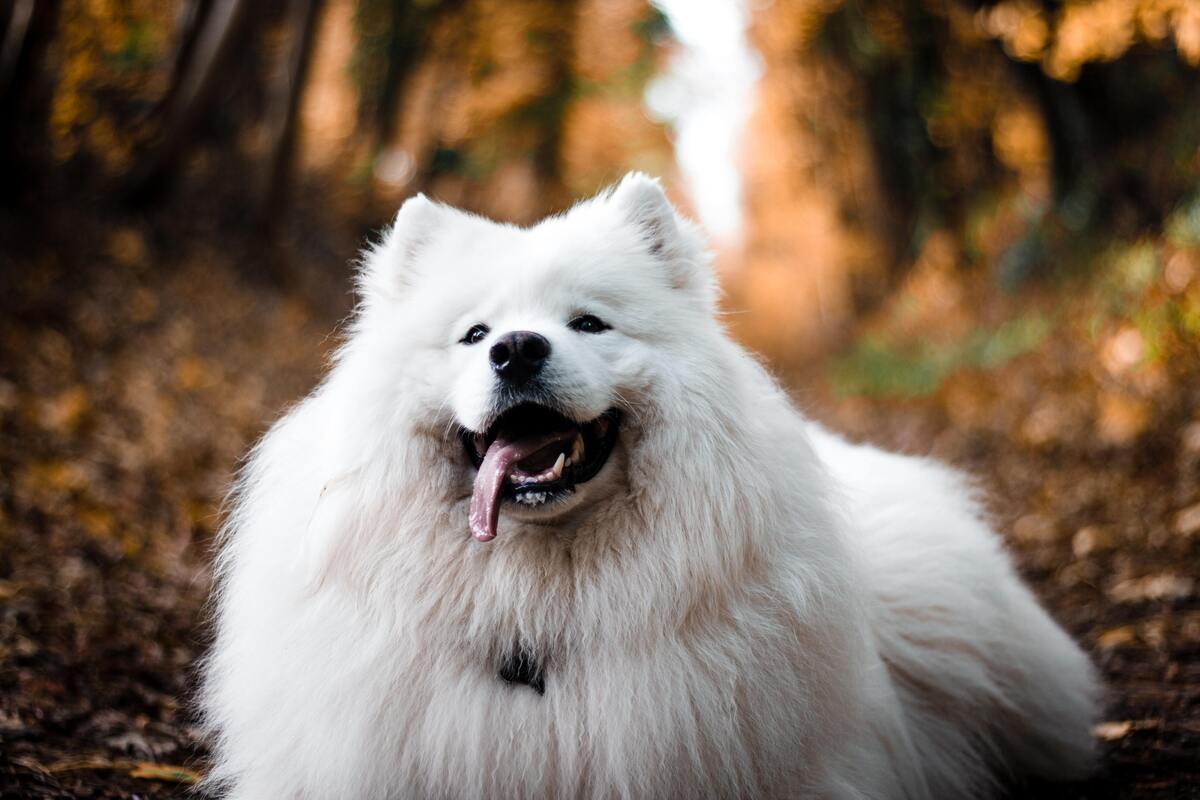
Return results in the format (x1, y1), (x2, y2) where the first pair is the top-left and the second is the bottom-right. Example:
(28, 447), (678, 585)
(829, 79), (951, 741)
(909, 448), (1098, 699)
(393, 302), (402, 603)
(201, 174), (1101, 799)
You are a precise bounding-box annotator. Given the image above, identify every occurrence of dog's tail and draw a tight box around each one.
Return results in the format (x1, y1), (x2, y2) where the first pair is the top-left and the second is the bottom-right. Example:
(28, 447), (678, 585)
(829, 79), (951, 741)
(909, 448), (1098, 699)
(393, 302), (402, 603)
(811, 428), (1103, 798)
(865, 533), (1102, 798)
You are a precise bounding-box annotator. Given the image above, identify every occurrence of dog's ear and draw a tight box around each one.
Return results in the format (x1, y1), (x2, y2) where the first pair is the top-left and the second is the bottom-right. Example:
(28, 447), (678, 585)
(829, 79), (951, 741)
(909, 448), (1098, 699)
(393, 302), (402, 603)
(610, 172), (680, 259)
(609, 172), (715, 302)
(359, 193), (444, 300)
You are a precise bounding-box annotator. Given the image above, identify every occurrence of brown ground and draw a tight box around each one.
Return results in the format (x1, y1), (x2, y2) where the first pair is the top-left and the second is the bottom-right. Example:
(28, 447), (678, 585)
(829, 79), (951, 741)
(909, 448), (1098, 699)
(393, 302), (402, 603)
(1, 198), (1197, 798)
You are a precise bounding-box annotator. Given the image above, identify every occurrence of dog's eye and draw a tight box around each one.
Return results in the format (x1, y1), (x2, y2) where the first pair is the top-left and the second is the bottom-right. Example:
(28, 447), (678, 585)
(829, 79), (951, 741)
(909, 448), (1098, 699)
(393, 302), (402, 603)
(568, 314), (610, 334)
(460, 324), (490, 345)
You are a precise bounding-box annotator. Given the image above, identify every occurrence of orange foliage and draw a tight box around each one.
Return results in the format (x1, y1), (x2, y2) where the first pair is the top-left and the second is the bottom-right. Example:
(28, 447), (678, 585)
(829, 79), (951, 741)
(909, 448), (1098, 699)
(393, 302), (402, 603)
(49, 0), (174, 169)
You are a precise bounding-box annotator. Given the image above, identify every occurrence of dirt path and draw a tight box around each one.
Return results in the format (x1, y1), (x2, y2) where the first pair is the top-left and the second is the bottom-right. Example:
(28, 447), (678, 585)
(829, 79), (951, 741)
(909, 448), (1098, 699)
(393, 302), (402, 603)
(1, 209), (1196, 798)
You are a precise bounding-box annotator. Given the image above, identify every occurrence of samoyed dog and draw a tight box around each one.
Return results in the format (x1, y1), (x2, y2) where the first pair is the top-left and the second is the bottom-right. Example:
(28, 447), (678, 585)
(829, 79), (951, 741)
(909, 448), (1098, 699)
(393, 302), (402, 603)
(202, 173), (1101, 799)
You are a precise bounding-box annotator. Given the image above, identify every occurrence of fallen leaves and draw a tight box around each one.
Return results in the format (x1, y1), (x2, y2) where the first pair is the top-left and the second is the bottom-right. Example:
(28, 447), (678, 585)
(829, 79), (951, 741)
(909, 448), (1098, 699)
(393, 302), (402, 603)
(1173, 503), (1200, 537)
(1012, 512), (1056, 543)
(40, 755), (200, 784)
(1098, 611), (1200, 651)
(0, 230), (349, 798)
(78, 506), (118, 541)
(40, 385), (90, 434)
(1093, 719), (1164, 741)
(1181, 421), (1200, 455)
(1097, 625), (1139, 649)
(127, 762), (202, 783)
(1109, 574), (1196, 604)
(174, 355), (221, 392)
(107, 228), (149, 269)
(1094, 720), (1134, 741)
(129, 287), (160, 323)
(16, 460), (91, 505)
(1072, 525), (1114, 558)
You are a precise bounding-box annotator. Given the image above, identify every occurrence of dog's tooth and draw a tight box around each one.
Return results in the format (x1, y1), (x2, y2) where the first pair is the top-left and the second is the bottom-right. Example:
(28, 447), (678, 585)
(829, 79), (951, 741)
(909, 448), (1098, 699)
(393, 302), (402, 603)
(552, 452), (565, 479)
(571, 434), (584, 464)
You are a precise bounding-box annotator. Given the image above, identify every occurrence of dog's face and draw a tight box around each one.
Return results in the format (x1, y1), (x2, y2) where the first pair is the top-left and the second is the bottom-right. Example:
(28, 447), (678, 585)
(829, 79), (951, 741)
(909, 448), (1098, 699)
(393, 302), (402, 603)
(354, 173), (716, 541)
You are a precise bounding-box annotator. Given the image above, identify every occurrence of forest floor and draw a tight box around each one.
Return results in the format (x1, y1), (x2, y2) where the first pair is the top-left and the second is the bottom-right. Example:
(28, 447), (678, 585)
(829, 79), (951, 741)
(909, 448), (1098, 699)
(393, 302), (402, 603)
(1, 196), (1197, 798)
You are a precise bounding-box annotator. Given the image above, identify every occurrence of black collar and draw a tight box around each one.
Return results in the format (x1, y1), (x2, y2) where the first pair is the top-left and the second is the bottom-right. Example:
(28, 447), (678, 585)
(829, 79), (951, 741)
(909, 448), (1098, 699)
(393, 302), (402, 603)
(498, 647), (545, 695)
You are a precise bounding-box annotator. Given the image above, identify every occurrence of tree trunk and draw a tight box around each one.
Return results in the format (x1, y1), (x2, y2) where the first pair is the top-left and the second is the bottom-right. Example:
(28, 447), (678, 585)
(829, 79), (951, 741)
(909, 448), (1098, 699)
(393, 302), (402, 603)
(121, 0), (254, 201)
(257, 0), (324, 225)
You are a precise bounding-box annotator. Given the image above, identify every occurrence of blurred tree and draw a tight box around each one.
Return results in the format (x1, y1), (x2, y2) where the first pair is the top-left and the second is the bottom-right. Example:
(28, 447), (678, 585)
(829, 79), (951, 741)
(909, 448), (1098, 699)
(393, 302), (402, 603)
(361, 0), (671, 222)
(0, 0), (61, 197)
(121, 0), (258, 200)
(351, 0), (450, 149)
(736, 0), (1200, 362)
(0, 0), (670, 235)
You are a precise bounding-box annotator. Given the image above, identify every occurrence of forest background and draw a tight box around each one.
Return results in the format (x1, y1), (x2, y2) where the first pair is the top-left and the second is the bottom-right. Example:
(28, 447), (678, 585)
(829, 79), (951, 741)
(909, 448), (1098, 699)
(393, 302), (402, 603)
(2, 0), (1199, 795)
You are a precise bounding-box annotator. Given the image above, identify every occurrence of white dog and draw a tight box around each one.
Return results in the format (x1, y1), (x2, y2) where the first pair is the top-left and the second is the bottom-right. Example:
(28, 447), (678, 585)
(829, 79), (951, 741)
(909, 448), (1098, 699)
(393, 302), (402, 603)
(201, 173), (1101, 799)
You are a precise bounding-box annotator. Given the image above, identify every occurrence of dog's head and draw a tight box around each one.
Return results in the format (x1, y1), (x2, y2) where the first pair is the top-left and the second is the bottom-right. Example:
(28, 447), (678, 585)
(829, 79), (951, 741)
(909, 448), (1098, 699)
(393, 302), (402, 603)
(352, 173), (718, 541)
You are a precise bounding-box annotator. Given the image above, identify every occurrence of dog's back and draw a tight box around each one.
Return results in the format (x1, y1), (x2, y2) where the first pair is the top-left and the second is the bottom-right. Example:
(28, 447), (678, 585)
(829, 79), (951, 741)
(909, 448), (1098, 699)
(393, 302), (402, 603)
(808, 424), (1102, 797)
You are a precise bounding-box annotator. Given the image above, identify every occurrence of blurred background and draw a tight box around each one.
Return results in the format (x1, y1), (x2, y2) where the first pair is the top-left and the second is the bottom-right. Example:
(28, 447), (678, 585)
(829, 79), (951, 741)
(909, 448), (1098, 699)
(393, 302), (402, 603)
(1, 0), (1199, 796)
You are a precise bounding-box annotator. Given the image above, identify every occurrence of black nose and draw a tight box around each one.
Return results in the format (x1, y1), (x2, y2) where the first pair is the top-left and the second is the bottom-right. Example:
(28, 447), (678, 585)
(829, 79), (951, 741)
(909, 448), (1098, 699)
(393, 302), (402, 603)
(489, 331), (551, 385)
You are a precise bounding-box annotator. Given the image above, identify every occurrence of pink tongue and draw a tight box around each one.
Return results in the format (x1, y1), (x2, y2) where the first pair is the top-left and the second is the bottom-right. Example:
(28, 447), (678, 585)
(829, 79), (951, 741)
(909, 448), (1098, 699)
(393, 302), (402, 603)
(469, 429), (576, 542)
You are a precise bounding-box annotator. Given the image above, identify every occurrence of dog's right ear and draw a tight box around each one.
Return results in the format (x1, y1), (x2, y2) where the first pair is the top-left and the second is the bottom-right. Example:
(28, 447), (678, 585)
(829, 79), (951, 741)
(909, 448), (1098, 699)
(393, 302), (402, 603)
(608, 172), (716, 307)
(359, 193), (444, 300)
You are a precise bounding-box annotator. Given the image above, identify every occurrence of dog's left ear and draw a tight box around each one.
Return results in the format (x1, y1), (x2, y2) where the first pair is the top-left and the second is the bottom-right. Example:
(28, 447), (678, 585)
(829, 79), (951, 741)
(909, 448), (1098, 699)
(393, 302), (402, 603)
(609, 172), (714, 302)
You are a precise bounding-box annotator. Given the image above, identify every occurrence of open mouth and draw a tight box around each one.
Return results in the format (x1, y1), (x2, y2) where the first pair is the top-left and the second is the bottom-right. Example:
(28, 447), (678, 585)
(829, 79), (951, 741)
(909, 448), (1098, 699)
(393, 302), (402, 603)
(461, 404), (620, 542)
